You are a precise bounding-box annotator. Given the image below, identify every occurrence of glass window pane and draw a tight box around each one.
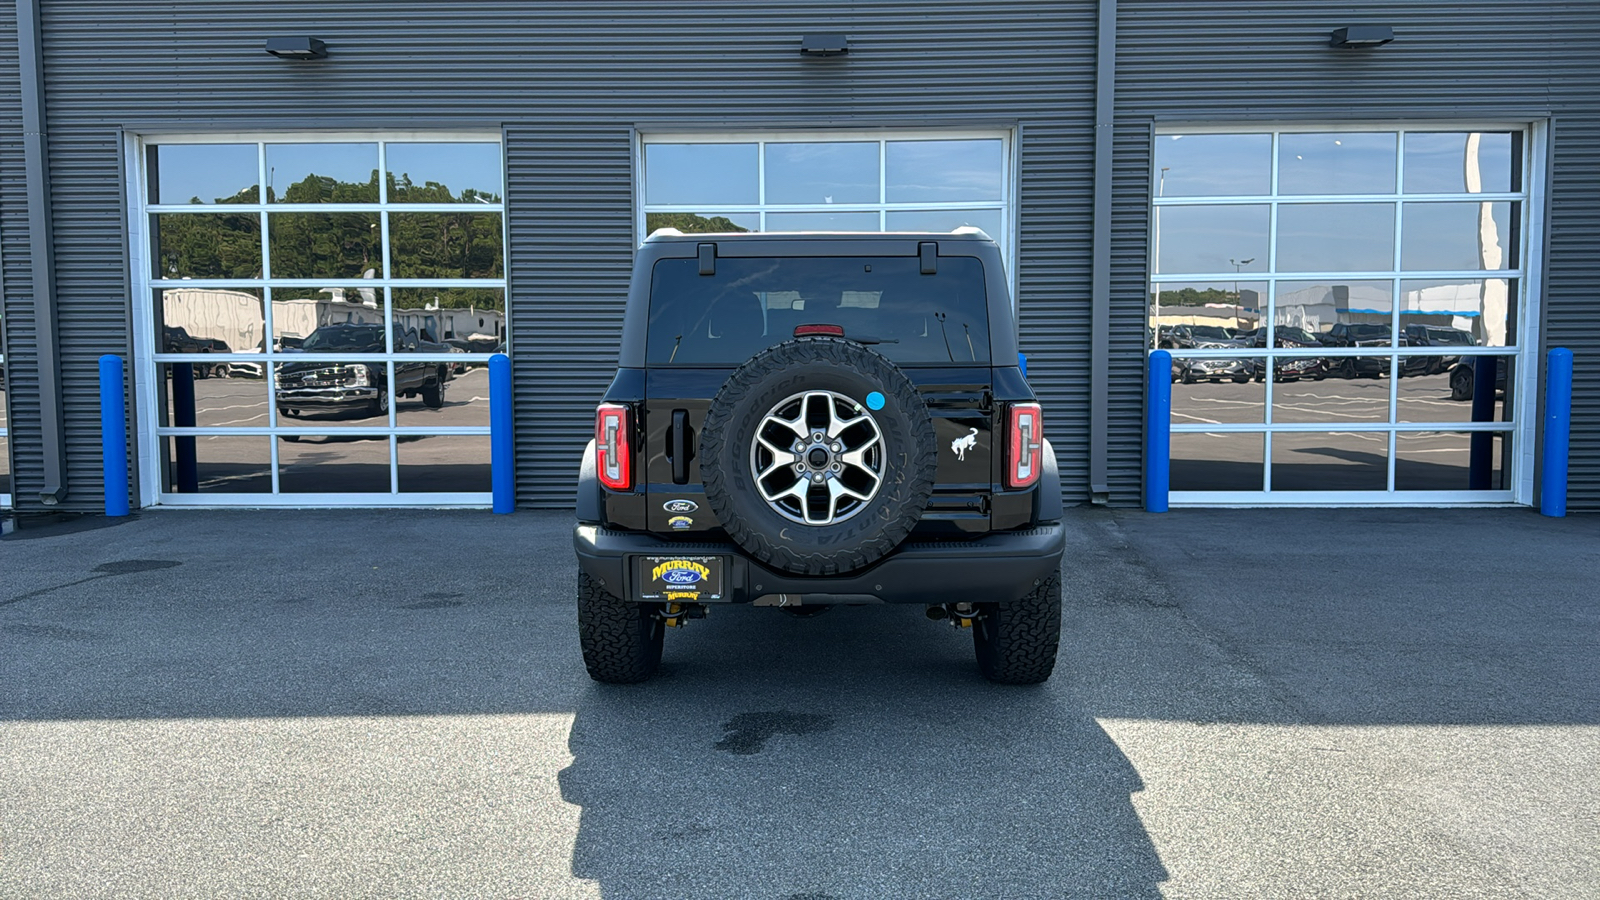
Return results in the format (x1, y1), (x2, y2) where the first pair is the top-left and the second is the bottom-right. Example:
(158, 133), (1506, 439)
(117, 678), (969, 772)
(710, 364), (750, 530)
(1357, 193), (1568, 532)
(151, 144), (259, 205)
(1395, 431), (1507, 491)
(268, 212), (381, 278)
(278, 435), (392, 493)
(159, 364), (269, 428)
(271, 285), (385, 348)
(385, 142), (502, 203)
(644, 144), (758, 205)
(1171, 357), (1265, 422)
(1400, 279), (1511, 348)
(155, 288), (265, 355)
(1171, 432), (1263, 492)
(1273, 366), (1391, 424)
(1398, 354), (1512, 423)
(1270, 432), (1389, 491)
(392, 288), (506, 345)
(265, 143), (379, 203)
(1401, 201), (1515, 271)
(885, 208), (1004, 243)
(1403, 132), (1515, 194)
(1152, 205), (1269, 275)
(1154, 134), (1271, 197)
(1276, 203), (1395, 273)
(1278, 133), (1397, 195)
(275, 359), (393, 423)
(388, 212), (504, 279)
(154, 213), (262, 279)
(0, 435), (9, 498)
(1275, 281), (1393, 337)
(766, 211), (881, 231)
(397, 365), (488, 429)
(162, 436), (272, 495)
(645, 212), (757, 235)
(765, 142), (879, 204)
(1152, 281), (1265, 343)
(886, 139), (1004, 202)
(398, 435), (491, 492)
(648, 256), (991, 366)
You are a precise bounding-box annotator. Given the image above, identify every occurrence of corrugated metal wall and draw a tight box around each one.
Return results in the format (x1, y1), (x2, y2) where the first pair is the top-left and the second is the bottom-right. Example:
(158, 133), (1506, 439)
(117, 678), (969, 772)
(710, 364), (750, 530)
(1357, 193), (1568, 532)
(3, 1), (1597, 510)
(0, 0), (1099, 510)
(0, 4), (25, 499)
(1112, 1), (1600, 509)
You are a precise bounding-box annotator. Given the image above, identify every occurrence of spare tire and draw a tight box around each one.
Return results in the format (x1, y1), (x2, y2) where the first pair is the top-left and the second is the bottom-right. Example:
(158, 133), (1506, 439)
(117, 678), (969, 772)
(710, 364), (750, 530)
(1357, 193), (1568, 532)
(701, 336), (937, 576)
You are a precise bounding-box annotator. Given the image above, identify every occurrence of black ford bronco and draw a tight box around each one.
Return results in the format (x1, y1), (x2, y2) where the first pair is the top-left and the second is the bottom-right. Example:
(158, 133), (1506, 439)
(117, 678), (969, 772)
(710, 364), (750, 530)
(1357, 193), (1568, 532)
(573, 229), (1065, 684)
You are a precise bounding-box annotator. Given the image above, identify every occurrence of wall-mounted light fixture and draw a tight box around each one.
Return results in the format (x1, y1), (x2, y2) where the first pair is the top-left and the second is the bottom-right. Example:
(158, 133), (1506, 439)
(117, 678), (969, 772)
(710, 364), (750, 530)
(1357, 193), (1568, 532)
(800, 33), (849, 57)
(265, 37), (328, 60)
(1329, 26), (1394, 49)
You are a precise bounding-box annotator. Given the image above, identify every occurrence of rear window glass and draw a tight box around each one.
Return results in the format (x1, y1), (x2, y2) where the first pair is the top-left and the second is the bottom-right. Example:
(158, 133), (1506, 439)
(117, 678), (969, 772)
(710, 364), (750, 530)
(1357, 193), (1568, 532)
(646, 256), (991, 366)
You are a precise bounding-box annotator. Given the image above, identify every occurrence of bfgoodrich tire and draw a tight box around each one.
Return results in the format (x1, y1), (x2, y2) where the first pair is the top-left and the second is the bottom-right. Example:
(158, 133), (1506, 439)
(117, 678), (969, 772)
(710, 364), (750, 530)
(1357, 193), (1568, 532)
(973, 574), (1062, 685)
(577, 571), (664, 684)
(701, 336), (937, 576)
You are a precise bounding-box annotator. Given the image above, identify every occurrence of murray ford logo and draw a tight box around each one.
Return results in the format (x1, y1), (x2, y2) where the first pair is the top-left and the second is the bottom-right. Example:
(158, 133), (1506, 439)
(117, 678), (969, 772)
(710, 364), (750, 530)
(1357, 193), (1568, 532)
(663, 499), (699, 514)
(653, 559), (709, 586)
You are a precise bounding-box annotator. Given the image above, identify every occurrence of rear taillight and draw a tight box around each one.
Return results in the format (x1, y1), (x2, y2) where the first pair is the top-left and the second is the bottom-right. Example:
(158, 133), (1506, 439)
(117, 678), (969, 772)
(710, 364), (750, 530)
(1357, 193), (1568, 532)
(595, 403), (632, 490)
(1007, 402), (1043, 489)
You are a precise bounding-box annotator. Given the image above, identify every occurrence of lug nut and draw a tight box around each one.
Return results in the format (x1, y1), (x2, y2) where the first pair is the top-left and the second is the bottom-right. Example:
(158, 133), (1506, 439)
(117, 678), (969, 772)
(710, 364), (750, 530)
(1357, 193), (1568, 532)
(831, 442), (842, 452)
(795, 463), (806, 472)
(831, 463), (842, 472)
(812, 473), (825, 483)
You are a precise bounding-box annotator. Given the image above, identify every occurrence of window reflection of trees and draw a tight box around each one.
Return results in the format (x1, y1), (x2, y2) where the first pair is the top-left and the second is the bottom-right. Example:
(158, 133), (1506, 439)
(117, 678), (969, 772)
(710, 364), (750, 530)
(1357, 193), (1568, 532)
(155, 170), (505, 287)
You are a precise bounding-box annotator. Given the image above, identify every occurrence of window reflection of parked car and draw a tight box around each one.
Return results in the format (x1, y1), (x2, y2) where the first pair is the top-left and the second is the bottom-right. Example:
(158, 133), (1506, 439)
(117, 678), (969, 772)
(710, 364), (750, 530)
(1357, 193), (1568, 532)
(274, 323), (447, 423)
(1319, 323), (1392, 378)
(1401, 325), (1476, 376)
(162, 326), (232, 378)
(1448, 358), (1508, 402)
(1161, 324), (1253, 384)
(1246, 325), (1328, 382)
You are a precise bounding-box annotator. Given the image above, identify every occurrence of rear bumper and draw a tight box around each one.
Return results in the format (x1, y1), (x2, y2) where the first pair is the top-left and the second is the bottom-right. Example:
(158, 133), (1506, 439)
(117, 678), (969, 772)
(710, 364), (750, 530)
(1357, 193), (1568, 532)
(573, 522), (1065, 605)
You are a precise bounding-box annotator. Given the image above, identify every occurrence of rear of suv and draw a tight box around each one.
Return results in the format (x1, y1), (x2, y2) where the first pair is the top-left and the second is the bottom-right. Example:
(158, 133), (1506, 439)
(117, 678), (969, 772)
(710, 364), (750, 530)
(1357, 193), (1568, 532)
(573, 229), (1065, 684)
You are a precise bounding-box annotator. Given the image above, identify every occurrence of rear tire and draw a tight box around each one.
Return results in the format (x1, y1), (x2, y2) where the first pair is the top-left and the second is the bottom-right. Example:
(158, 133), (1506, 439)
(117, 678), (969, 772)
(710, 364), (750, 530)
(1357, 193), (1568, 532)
(422, 370), (445, 409)
(973, 574), (1062, 685)
(577, 571), (664, 684)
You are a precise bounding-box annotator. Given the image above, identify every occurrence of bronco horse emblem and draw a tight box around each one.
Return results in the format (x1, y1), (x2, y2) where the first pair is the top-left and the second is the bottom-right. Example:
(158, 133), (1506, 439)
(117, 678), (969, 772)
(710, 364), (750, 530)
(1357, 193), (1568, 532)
(951, 427), (978, 461)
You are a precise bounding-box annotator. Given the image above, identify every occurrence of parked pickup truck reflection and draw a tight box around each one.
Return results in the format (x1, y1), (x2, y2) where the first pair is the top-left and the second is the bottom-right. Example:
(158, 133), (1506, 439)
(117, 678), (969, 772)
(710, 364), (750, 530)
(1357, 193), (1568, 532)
(275, 323), (447, 420)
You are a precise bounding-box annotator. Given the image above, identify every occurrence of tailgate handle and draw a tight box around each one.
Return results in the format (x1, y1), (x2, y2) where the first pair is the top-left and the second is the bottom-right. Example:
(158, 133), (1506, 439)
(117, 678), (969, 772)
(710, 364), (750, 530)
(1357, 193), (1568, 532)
(669, 409), (691, 484)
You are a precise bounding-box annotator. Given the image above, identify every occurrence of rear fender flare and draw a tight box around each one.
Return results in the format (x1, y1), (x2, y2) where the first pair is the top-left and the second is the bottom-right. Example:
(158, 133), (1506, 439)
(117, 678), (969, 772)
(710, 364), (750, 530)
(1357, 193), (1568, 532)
(577, 439), (602, 522)
(1032, 439), (1062, 523)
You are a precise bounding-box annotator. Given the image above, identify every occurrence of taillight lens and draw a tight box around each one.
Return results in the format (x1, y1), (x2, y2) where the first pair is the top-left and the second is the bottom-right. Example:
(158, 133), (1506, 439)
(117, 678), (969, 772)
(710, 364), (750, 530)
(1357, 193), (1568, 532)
(1007, 402), (1043, 489)
(595, 403), (632, 490)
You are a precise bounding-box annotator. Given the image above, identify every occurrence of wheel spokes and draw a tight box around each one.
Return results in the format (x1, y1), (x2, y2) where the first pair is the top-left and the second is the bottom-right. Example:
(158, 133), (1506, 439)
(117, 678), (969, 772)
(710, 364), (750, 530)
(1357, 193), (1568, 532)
(750, 389), (886, 526)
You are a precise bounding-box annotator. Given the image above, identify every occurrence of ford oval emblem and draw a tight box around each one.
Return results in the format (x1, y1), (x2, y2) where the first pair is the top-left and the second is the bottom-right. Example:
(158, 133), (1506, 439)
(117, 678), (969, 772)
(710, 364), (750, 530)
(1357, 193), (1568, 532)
(663, 499), (699, 514)
(661, 569), (703, 585)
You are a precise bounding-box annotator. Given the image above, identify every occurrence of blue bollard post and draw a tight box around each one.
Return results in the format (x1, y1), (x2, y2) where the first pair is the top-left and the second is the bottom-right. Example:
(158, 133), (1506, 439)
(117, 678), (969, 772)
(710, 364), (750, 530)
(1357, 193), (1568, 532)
(1146, 350), (1171, 513)
(1541, 348), (1572, 517)
(490, 353), (514, 514)
(99, 355), (130, 516)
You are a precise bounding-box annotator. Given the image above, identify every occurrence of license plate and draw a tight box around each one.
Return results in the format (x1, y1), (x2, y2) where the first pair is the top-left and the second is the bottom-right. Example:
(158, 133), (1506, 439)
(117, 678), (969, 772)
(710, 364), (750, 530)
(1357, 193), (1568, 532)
(635, 555), (725, 603)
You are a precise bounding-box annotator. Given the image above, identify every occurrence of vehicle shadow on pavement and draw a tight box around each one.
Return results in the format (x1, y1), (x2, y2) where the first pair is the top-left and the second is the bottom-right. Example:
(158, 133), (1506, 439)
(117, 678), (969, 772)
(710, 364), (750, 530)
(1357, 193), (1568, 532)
(4, 506), (1598, 896)
(558, 605), (1167, 899)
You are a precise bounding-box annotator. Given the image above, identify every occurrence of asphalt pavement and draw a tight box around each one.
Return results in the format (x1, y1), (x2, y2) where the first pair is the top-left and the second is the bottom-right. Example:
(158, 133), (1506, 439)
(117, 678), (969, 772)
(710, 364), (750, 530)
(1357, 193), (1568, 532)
(1, 506), (1596, 898)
